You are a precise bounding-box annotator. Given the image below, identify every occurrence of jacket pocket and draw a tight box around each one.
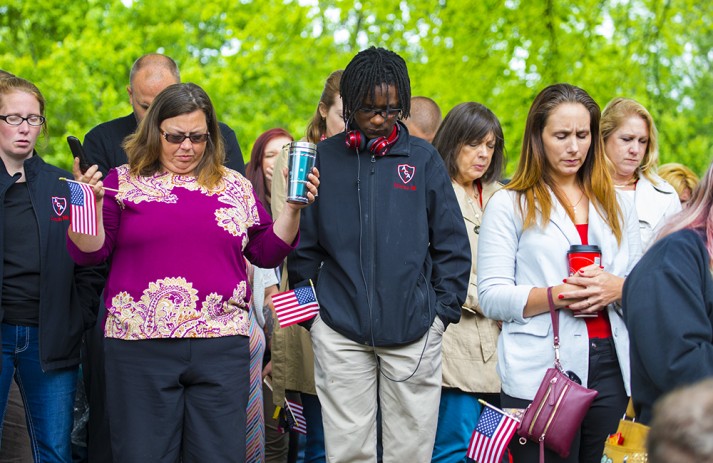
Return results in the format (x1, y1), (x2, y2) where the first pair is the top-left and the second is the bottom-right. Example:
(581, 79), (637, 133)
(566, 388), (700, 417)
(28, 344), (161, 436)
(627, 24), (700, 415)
(505, 312), (552, 337)
(474, 314), (498, 362)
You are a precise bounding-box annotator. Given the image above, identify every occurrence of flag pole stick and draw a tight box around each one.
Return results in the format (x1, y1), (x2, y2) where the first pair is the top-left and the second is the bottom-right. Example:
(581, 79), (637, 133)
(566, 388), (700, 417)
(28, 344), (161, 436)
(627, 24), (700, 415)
(284, 400), (297, 423)
(309, 279), (320, 306)
(60, 177), (120, 193)
(478, 399), (521, 423)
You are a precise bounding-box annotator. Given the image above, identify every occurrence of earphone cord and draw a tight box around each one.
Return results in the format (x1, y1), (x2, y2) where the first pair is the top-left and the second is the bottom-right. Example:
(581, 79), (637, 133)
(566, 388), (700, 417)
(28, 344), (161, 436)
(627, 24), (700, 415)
(355, 145), (431, 384)
(373, 277), (431, 384)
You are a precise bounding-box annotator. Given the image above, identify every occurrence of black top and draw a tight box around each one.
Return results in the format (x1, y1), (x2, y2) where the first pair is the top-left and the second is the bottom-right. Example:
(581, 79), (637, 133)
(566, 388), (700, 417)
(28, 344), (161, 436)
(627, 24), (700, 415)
(82, 114), (246, 176)
(2, 182), (40, 325)
(624, 228), (713, 424)
(0, 155), (104, 371)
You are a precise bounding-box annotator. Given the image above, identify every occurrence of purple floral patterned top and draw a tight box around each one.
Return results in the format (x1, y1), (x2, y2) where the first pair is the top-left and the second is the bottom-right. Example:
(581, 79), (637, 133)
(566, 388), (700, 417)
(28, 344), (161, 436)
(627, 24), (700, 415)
(67, 166), (295, 340)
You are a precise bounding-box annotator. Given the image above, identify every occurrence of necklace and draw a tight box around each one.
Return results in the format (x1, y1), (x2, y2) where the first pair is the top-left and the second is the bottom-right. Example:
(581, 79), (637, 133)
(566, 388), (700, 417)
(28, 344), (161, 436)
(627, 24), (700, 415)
(466, 197), (482, 234)
(567, 190), (585, 213)
(469, 180), (483, 209)
(613, 175), (639, 188)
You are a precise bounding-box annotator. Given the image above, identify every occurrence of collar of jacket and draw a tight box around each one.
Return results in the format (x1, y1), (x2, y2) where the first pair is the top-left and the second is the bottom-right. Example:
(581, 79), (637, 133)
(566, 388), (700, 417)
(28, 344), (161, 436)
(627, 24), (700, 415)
(0, 151), (43, 183)
(635, 173), (677, 226)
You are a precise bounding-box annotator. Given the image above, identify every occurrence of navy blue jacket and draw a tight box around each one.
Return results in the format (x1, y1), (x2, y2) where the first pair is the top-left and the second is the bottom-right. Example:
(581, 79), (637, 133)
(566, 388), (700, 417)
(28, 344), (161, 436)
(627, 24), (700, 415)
(0, 155), (103, 371)
(288, 123), (470, 346)
(624, 228), (713, 424)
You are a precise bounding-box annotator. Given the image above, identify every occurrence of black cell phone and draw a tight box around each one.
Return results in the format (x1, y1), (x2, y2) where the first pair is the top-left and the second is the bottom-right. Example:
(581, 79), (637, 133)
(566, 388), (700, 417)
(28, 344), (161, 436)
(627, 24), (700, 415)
(67, 135), (91, 173)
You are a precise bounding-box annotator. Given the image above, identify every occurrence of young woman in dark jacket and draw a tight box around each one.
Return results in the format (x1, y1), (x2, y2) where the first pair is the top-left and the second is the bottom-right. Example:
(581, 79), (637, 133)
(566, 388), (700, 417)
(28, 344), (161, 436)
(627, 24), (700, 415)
(0, 76), (102, 462)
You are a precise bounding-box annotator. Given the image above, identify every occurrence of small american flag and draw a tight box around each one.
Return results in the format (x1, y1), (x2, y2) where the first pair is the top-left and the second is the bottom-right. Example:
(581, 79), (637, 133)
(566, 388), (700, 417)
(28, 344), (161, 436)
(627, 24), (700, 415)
(271, 286), (319, 328)
(285, 399), (307, 434)
(466, 405), (518, 463)
(68, 182), (97, 236)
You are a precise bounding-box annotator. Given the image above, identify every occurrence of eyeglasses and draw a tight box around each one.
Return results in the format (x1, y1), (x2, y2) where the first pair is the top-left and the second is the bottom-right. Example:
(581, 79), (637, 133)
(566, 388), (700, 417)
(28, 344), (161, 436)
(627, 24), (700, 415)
(161, 131), (210, 144)
(0, 114), (46, 126)
(357, 107), (402, 120)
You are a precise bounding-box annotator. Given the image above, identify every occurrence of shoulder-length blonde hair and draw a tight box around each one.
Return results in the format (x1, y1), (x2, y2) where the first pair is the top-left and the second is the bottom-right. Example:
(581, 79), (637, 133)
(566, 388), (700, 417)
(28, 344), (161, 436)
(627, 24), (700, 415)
(601, 97), (659, 183)
(507, 83), (623, 243)
(658, 160), (713, 262)
(123, 83), (225, 188)
(658, 162), (699, 199)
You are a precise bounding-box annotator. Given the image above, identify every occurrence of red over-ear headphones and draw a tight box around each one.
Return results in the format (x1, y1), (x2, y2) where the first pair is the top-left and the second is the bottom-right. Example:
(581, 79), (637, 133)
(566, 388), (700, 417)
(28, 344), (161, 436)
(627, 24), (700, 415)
(345, 124), (400, 157)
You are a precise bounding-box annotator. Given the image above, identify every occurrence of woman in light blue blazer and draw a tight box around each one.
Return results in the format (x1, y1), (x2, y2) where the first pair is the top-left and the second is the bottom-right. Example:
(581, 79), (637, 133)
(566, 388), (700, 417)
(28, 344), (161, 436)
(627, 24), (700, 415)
(477, 84), (642, 463)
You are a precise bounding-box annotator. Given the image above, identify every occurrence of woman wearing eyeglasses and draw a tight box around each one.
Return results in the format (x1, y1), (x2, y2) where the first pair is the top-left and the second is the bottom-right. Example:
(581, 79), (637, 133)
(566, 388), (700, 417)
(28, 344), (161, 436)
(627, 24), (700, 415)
(0, 76), (102, 462)
(67, 83), (319, 463)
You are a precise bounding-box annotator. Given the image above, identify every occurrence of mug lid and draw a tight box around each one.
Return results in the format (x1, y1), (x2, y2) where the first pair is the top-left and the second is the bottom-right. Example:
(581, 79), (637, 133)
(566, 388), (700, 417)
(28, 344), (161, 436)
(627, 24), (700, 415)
(568, 244), (601, 253)
(288, 141), (318, 150)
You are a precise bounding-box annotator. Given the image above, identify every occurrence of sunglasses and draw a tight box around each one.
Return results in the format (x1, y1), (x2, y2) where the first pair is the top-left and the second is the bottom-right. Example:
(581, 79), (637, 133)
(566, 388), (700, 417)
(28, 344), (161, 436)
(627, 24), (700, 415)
(161, 131), (210, 144)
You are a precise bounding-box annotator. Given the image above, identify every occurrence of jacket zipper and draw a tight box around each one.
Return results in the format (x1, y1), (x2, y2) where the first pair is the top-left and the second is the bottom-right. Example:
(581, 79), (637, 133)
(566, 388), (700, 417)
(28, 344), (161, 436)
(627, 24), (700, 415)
(368, 154), (376, 340)
(26, 177), (46, 371)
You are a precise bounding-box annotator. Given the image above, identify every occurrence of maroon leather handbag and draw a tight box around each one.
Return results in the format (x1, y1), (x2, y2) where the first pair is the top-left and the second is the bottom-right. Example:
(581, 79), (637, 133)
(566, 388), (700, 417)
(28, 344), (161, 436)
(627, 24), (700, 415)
(516, 287), (599, 461)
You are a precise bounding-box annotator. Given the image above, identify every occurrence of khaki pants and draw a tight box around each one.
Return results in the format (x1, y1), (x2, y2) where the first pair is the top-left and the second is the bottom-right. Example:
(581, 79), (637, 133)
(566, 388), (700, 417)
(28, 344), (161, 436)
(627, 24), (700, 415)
(311, 315), (444, 463)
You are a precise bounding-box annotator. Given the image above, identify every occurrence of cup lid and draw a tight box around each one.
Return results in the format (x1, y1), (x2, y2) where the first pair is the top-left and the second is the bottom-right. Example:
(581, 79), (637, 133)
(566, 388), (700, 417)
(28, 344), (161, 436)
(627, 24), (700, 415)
(568, 244), (601, 253)
(288, 141), (317, 150)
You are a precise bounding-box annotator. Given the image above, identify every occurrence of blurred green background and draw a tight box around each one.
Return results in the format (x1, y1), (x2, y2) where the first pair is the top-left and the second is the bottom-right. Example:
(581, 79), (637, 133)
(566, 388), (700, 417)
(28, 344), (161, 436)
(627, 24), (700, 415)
(2, 0), (711, 174)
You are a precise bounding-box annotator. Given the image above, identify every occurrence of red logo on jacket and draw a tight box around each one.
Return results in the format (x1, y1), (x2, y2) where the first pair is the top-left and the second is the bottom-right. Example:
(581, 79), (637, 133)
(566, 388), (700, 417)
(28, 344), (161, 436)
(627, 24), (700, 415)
(397, 164), (415, 184)
(52, 197), (67, 216)
(394, 164), (416, 191)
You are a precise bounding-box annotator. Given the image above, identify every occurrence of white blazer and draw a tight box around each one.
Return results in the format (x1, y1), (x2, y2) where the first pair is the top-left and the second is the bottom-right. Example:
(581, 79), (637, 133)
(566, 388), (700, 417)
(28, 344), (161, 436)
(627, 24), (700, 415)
(477, 188), (642, 400)
(634, 174), (681, 250)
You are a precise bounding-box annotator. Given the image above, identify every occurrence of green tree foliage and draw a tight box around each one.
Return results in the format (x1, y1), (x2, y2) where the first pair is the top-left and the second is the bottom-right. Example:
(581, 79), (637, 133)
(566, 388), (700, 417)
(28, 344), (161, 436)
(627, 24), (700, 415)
(1, 0), (711, 175)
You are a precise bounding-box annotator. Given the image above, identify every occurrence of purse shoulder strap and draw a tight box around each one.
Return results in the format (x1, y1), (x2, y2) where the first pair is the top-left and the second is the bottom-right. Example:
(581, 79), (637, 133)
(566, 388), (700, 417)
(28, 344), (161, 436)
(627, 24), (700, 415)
(546, 287), (563, 371)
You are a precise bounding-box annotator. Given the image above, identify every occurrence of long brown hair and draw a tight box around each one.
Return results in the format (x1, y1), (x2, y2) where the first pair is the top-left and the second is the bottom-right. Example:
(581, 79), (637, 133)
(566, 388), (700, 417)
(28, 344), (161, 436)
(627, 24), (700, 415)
(123, 83), (225, 189)
(306, 70), (343, 143)
(507, 83), (623, 243)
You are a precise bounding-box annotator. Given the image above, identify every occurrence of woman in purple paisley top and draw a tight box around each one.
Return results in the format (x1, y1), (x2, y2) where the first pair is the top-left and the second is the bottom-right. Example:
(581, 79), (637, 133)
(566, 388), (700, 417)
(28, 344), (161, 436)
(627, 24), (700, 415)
(67, 83), (319, 463)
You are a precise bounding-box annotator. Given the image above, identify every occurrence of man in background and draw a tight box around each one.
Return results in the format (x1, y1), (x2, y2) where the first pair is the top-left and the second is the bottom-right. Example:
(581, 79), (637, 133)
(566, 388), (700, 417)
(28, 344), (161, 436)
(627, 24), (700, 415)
(403, 96), (441, 143)
(83, 53), (245, 175)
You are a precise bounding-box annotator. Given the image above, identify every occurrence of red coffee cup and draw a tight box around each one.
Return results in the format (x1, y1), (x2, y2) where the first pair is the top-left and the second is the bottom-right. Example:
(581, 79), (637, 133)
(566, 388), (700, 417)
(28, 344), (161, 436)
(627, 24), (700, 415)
(567, 245), (601, 276)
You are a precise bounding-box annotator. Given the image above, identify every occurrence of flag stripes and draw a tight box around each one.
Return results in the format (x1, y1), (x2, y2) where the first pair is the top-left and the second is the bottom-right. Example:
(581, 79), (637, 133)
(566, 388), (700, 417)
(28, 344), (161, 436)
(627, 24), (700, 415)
(285, 399), (307, 434)
(272, 286), (319, 327)
(466, 405), (519, 463)
(68, 181), (97, 235)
